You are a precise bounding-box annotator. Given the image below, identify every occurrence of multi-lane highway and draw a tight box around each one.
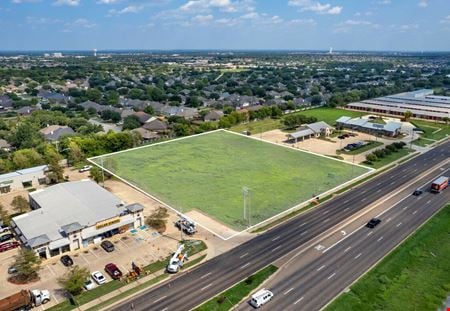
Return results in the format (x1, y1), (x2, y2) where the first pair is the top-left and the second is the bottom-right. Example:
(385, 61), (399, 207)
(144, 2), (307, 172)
(112, 140), (450, 311)
(237, 164), (450, 310)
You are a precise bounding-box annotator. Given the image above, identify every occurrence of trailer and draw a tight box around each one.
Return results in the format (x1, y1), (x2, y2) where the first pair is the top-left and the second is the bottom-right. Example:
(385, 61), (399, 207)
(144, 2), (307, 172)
(430, 176), (449, 193)
(0, 289), (50, 311)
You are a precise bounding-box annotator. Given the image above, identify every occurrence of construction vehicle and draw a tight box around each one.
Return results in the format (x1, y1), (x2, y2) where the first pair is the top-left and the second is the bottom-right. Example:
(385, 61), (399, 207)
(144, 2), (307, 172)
(175, 216), (197, 235)
(167, 244), (188, 273)
(0, 289), (50, 311)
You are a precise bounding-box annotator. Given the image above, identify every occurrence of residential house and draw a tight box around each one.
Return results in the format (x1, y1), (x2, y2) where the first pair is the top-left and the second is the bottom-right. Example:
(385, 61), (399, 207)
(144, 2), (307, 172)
(0, 95), (13, 110)
(204, 110), (224, 122)
(132, 128), (159, 141)
(142, 117), (168, 132)
(287, 121), (334, 142)
(40, 125), (75, 141)
(0, 139), (12, 152)
(134, 111), (152, 124)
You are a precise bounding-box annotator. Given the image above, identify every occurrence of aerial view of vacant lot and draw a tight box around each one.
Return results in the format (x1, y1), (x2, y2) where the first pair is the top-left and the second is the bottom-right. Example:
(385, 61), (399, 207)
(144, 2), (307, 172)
(92, 130), (370, 232)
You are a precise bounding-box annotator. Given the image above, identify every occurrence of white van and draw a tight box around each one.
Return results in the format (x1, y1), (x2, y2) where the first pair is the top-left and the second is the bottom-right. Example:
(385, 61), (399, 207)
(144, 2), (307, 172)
(249, 288), (273, 308)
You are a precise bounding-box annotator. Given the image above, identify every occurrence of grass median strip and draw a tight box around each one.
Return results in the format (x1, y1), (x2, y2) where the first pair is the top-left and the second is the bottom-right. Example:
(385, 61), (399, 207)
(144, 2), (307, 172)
(195, 265), (278, 311)
(326, 204), (450, 311)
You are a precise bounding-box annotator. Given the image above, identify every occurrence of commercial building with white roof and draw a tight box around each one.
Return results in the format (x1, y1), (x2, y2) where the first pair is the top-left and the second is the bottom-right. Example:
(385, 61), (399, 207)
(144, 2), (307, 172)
(0, 165), (48, 194)
(346, 89), (450, 121)
(11, 179), (144, 259)
(336, 116), (402, 137)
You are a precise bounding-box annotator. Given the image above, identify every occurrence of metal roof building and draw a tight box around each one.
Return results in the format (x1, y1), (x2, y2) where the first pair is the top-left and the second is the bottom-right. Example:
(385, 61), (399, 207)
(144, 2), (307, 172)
(336, 117), (402, 137)
(347, 89), (450, 121)
(12, 179), (144, 259)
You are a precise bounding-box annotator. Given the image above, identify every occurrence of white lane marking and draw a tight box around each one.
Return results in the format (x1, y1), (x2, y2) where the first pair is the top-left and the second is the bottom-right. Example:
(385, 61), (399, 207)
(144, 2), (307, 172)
(396, 222), (402, 227)
(402, 169), (407, 172)
(239, 253), (248, 259)
(284, 288), (294, 295)
(201, 283), (213, 291)
(390, 181), (395, 185)
(161, 308), (168, 311)
(413, 210), (418, 215)
(343, 200), (349, 204)
(361, 198), (367, 202)
(317, 265), (326, 271)
(327, 273), (336, 280)
(376, 182), (382, 185)
(386, 217), (392, 222)
(367, 231), (373, 236)
(300, 230), (308, 236)
(200, 272), (212, 279)
(376, 189), (382, 193)
(294, 297), (304, 305)
(323, 218), (330, 223)
(344, 246), (352, 253)
(402, 206), (409, 210)
(355, 253), (362, 259)
(426, 200), (431, 204)
(377, 236), (384, 242)
(90, 250), (99, 258)
(271, 245), (282, 253)
(323, 210), (329, 215)
(344, 207), (350, 212)
(299, 222), (308, 227)
(272, 236), (280, 241)
(240, 262), (251, 270)
(361, 190), (367, 194)
(153, 296), (167, 303)
(413, 169), (418, 172)
(390, 175), (395, 179)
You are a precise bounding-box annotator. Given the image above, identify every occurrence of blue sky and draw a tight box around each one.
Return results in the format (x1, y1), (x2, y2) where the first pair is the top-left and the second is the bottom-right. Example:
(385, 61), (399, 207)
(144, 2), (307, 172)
(1, 0), (449, 51)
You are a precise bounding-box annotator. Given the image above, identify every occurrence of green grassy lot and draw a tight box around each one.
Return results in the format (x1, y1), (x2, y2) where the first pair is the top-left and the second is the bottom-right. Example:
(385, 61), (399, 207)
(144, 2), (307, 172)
(411, 120), (450, 141)
(365, 148), (415, 169)
(195, 265), (278, 311)
(326, 204), (450, 311)
(412, 137), (435, 147)
(230, 118), (282, 134)
(94, 130), (369, 231)
(338, 140), (384, 155)
(291, 107), (365, 126)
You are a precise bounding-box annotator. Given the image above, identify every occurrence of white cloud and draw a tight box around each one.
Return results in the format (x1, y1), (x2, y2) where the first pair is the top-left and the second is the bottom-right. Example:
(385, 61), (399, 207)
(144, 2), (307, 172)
(399, 24), (419, 30)
(418, 0), (428, 7)
(97, 0), (119, 3)
(440, 15), (450, 24)
(73, 18), (96, 28)
(334, 19), (380, 33)
(342, 19), (372, 26)
(53, 0), (80, 6)
(108, 5), (143, 15)
(180, 0), (236, 13)
(192, 14), (214, 23)
(289, 18), (316, 26)
(288, 0), (342, 15)
(240, 11), (259, 19)
(12, 0), (41, 3)
(378, 0), (391, 4)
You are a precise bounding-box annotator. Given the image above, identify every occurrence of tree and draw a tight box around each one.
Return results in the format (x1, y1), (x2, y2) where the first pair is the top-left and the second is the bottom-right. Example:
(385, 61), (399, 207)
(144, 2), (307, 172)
(58, 266), (90, 296)
(100, 110), (121, 123)
(89, 166), (103, 184)
(122, 115), (141, 130)
(443, 117), (449, 125)
(365, 153), (378, 163)
(47, 159), (65, 183)
(12, 149), (44, 170)
(68, 141), (85, 164)
(9, 122), (43, 149)
(13, 248), (42, 282)
(146, 207), (169, 233)
(11, 195), (29, 214)
(0, 203), (11, 226)
(144, 105), (154, 115)
(404, 110), (412, 121)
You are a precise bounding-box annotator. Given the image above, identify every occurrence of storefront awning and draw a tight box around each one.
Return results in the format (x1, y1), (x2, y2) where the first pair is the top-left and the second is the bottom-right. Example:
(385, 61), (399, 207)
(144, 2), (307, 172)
(81, 218), (134, 240)
(49, 238), (70, 250)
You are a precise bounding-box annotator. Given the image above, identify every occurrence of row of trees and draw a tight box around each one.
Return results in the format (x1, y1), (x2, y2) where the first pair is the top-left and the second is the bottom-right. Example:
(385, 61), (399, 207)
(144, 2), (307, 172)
(282, 114), (318, 129)
(365, 142), (407, 164)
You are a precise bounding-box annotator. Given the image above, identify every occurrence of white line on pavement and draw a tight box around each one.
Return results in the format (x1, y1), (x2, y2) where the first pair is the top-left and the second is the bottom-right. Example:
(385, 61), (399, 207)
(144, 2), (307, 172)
(240, 262), (251, 270)
(344, 207), (350, 211)
(272, 236), (280, 241)
(367, 231), (373, 236)
(200, 272), (212, 279)
(323, 210), (329, 215)
(396, 222), (402, 227)
(426, 200), (431, 204)
(377, 236), (384, 242)
(386, 217), (392, 222)
(201, 283), (213, 291)
(153, 296), (167, 303)
(323, 218), (330, 223)
(294, 297), (304, 304)
(284, 288), (294, 295)
(271, 245), (282, 252)
(413, 210), (418, 215)
(344, 246), (352, 253)
(354, 253), (362, 259)
(239, 253), (248, 259)
(327, 273), (336, 280)
(402, 206), (409, 210)
(361, 198), (367, 202)
(317, 265), (326, 271)
(299, 222), (308, 227)
(300, 230), (308, 236)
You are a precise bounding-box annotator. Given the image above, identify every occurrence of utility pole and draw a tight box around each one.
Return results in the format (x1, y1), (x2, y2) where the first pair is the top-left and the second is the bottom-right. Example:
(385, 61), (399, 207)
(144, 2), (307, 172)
(243, 187), (249, 225)
(100, 157), (105, 187)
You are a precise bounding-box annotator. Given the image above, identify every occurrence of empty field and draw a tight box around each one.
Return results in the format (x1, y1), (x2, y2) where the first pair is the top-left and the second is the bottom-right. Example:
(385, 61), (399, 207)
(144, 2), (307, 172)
(91, 130), (370, 234)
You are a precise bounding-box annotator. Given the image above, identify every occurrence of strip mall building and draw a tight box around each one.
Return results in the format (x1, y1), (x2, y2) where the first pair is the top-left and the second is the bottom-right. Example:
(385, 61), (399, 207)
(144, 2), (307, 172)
(11, 179), (144, 259)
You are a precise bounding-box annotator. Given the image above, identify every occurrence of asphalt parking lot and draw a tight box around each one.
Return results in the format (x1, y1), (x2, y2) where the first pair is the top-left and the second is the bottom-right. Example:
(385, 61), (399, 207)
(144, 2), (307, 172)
(0, 226), (179, 309)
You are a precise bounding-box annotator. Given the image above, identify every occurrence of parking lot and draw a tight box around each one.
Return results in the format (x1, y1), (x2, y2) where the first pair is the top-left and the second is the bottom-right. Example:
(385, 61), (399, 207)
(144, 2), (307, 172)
(0, 226), (179, 309)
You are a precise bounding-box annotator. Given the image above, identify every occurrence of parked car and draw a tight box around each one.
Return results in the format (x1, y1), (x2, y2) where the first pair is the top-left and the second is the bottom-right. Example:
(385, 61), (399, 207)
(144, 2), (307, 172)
(0, 241), (19, 252)
(60, 255), (74, 267)
(366, 218), (382, 228)
(8, 266), (17, 274)
(101, 240), (115, 252)
(413, 189), (423, 196)
(104, 263), (122, 280)
(79, 165), (92, 173)
(83, 279), (95, 291)
(0, 225), (9, 234)
(91, 271), (106, 285)
(0, 233), (13, 243)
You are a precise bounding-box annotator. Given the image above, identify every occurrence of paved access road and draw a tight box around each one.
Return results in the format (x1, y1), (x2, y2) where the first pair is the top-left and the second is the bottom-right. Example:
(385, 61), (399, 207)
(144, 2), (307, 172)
(112, 141), (450, 311)
(236, 164), (450, 311)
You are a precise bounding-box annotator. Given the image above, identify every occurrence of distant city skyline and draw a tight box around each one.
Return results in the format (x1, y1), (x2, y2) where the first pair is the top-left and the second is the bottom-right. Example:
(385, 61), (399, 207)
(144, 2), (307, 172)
(1, 0), (449, 51)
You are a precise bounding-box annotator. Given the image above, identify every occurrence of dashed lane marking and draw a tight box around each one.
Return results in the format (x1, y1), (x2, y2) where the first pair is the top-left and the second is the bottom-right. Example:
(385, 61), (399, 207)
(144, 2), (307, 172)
(355, 253), (362, 259)
(240, 262), (251, 270)
(239, 253), (248, 259)
(200, 272), (212, 279)
(317, 265), (326, 271)
(200, 283), (213, 291)
(377, 236), (384, 242)
(396, 222), (402, 227)
(284, 288), (294, 295)
(344, 246), (352, 253)
(294, 297), (304, 305)
(154, 296), (167, 303)
(327, 273), (336, 280)
(272, 236), (280, 241)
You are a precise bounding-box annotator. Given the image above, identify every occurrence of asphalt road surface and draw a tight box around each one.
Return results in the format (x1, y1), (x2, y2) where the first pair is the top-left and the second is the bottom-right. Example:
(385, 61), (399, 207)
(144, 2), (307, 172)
(112, 141), (450, 311)
(236, 164), (450, 311)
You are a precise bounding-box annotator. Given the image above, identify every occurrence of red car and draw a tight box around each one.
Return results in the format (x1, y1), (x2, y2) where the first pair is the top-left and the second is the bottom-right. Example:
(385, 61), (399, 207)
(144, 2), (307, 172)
(104, 263), (122, 280)
(0, 241), (19, 252)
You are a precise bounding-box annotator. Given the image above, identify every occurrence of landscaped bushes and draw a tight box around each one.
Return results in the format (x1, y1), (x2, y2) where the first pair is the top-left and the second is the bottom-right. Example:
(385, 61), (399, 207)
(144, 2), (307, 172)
(365, 142), (406, 164)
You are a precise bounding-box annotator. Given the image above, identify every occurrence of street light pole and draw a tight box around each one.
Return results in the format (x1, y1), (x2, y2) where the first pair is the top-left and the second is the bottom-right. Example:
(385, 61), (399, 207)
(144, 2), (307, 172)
(100, 157), (105, 187)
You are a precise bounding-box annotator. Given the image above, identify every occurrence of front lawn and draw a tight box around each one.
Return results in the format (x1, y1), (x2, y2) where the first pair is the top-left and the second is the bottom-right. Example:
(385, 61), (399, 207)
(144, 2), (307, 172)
(411, 120), (450, 141)
(364, 148), (415, 169)
(338, 140), (384, 155)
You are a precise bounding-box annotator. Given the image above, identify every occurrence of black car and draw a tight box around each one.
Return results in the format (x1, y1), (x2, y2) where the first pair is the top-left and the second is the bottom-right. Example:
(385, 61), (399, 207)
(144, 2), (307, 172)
(60, 255), (74, 267)
(366, 218), (382, 229)
(0, 233), (13, 243)
(101, 240), (115, 252)
(413, 189), (423, 196)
